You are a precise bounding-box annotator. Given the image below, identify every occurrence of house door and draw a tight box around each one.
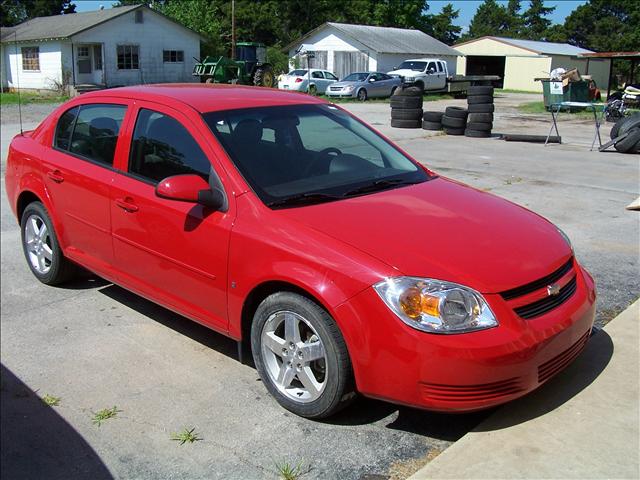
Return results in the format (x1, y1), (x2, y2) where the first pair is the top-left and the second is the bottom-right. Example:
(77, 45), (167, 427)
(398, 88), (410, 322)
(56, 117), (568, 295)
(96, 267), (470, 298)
(75, 44), (104, 85)
(333, 51), (369, 80)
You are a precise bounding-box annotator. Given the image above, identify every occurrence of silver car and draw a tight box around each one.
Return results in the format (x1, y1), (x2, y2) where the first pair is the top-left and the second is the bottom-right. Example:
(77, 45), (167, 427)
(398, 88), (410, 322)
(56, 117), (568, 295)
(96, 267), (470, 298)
(325, 72), (402, 101)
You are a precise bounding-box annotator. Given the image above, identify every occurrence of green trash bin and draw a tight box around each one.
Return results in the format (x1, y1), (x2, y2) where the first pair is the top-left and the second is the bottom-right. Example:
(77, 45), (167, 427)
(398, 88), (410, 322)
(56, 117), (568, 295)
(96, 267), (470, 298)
(540, 80), (590, 110)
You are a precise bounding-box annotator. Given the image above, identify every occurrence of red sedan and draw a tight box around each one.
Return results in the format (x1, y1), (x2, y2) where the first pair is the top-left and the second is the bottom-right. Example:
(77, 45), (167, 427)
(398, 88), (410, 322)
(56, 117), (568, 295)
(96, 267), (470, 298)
(5, 85), (596, 418)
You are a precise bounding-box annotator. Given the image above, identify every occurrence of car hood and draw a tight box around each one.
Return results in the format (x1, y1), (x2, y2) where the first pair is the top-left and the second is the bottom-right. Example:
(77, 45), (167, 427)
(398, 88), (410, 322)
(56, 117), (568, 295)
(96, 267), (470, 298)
(278, 177), (571, 293)
(331, 81), (359, 88)
(388, 69), (422, 77)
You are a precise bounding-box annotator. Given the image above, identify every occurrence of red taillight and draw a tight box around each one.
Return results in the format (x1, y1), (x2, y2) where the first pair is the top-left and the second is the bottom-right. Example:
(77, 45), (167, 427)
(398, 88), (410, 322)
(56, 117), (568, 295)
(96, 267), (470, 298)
(295, 77), (303, 83)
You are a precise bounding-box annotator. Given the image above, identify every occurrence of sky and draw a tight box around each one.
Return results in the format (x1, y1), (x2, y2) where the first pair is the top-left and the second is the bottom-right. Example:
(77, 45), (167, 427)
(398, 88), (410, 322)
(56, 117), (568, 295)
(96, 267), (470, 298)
(74, 0), (588, 32)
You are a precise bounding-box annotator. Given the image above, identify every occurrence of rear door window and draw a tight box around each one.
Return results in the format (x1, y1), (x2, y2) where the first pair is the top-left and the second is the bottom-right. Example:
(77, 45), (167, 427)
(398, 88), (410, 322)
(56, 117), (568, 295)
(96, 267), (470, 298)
(437, 62), (444, 72)
(312, 71), (323, 79)
(67, 104), (127, 166)
(54, 107), (79, 151)
(129, 108), (211, 183)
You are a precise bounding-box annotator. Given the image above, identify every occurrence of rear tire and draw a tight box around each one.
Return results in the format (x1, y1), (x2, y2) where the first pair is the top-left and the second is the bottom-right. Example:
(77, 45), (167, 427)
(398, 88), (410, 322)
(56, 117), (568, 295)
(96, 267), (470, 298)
(253, 65), (274, 88)
(251, 292), (354, 419)
(308, 84), (317, 95)
(20, 202), (75, 285)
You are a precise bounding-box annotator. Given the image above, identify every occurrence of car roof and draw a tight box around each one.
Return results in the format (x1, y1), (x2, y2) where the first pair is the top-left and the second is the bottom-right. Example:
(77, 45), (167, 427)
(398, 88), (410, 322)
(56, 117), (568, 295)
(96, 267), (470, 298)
(79, 84), (326, 113)
(403, 58), (440, 62)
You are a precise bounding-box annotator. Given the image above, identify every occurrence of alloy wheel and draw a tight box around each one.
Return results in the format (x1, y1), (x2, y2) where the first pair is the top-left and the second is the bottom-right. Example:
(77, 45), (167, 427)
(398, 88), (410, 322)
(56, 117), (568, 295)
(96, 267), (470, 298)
(24, 213), (53, 274)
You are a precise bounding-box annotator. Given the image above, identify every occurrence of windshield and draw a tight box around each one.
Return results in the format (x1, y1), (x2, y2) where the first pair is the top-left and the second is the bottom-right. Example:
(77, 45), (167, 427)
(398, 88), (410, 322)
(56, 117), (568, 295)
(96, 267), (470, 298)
(397, 61), (427, 72)
(343, 73), (368, 82)
(202, 104), (431, 208)
(288, 70), (307, 76)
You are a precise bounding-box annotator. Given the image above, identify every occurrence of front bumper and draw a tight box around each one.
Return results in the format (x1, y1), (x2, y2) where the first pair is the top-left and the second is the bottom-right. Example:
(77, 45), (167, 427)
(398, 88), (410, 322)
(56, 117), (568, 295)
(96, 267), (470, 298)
(326, 90), (356, 98)
(334, 264), (596, 412)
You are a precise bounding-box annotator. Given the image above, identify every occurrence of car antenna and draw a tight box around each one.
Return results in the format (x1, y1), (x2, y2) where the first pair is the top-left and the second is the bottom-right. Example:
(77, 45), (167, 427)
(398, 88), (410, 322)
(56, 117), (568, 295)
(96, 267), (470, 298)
(13, 31), (23, 135)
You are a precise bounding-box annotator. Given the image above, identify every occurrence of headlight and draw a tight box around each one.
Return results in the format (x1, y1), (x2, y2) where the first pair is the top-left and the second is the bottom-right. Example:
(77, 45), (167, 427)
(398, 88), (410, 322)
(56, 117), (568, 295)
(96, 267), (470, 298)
(373, 277), (498, 334)
(344, 85), (355, 92)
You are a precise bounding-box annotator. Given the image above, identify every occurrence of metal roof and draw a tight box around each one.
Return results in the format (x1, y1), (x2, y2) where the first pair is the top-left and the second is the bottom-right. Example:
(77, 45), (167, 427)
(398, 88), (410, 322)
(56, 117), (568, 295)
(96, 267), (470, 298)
(0, 5), (202, 43)
(286, 22), (460, 56)
(490, 37), (593, 56)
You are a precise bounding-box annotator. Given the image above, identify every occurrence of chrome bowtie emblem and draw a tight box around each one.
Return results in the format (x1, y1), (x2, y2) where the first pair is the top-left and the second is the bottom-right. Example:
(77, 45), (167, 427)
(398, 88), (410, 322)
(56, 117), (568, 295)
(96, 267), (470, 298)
(547, 284), (561, 296)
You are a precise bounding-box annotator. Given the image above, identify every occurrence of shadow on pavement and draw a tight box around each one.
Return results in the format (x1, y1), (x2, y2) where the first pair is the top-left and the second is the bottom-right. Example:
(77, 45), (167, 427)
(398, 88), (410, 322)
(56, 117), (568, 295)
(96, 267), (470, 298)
(0, 364), (112, 480)
(475, 329), (614, 431)
(98, 284), (238, 359)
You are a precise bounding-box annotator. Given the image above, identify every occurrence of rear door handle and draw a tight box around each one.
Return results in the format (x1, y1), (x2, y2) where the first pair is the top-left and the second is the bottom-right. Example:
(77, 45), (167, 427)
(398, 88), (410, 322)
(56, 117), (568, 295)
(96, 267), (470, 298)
(115, 198), (139, 213)
(47, 170), (64, 183)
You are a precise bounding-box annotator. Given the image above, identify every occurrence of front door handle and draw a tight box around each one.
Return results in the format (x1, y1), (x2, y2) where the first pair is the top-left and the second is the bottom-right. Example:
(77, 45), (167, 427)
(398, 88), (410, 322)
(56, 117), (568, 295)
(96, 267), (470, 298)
(115, 198), (139, 213)
(47, 170), (64, 183)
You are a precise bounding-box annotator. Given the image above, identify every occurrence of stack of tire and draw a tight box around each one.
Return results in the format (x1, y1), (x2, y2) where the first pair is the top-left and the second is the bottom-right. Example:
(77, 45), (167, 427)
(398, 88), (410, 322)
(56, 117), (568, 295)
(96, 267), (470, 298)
(610, 114), (640, 154)
(465, 86), (495, 138)
(422, 111), (444, 131)
(390, 86), (423, 129)
(440, 107), (468, 135)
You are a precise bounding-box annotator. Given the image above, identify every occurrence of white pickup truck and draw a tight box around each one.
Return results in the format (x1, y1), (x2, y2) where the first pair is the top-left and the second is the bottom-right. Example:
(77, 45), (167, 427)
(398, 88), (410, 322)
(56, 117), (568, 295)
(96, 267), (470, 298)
(388, 58), (499, 95)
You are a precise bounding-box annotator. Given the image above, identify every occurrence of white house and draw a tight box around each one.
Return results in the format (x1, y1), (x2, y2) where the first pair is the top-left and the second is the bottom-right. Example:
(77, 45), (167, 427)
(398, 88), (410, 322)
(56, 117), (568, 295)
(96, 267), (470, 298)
(285, 22), (461, 79)
(1, 4), (202, 92)
(454, 36), (611, 92)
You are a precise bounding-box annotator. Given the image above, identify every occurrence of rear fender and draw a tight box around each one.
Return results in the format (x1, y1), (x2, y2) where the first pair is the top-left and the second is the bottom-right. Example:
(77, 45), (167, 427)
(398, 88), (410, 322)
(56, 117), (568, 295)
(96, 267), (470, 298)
(17, 173), (67, 248)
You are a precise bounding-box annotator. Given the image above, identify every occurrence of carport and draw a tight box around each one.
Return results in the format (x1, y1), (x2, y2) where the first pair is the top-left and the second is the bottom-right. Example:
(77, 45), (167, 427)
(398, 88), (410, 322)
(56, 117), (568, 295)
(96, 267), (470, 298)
(579, 51), (640, 98)
(465, 56), (505, 88)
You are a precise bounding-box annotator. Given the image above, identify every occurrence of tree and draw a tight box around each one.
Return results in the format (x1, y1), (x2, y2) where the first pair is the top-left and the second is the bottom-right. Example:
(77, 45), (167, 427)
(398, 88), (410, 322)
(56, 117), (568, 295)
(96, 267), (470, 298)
(504, 0), (523, 37)
(1, 0), (75, 26)
(521, 0), (555, 40)
(463, 0), (511, 40)
(428, 3), (462, 45)
(563, 0), (640, 52)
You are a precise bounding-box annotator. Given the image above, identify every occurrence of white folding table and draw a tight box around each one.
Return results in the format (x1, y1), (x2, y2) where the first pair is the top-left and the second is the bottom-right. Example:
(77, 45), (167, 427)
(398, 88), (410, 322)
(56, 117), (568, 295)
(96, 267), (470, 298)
(546, 101), (606, 150)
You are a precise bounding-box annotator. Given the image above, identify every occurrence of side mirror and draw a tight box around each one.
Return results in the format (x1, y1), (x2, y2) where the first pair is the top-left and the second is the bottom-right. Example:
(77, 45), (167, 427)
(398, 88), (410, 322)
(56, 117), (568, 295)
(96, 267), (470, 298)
(156, 174), (225, 210)
(368, 78), (376, 82)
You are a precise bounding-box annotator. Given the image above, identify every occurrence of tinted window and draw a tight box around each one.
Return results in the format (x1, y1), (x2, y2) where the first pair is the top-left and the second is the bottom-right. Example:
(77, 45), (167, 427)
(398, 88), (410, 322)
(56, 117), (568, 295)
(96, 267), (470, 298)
(311, 71), (323, 79)
(68, 104), (126, 166)
(437, 62), (444, 72)
(203, 104), (428, 206)
(54, 107), (79, 151)
(324, 72), (338, 80)
(129, 109), (211, 183)
(426, 62), (436, 73)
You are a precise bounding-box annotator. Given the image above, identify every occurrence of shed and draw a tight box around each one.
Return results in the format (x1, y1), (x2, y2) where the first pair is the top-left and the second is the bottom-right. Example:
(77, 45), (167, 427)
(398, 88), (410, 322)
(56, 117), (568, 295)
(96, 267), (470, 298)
(454, 36), (611, 92)
(285, 22), (461, 80)
(1, 4), (202, 93)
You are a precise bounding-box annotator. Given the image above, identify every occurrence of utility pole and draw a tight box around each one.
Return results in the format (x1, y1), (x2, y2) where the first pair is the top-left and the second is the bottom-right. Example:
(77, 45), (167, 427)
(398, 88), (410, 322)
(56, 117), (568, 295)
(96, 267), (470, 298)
(231, 0), (236, 60)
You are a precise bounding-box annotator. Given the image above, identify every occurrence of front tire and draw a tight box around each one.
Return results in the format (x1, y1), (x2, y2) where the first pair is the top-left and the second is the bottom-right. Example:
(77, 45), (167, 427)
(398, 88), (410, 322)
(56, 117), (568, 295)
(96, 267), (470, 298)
(20, 202), (74, 285)
(357, 88), (367, 101)
(251, 292), (354, 419)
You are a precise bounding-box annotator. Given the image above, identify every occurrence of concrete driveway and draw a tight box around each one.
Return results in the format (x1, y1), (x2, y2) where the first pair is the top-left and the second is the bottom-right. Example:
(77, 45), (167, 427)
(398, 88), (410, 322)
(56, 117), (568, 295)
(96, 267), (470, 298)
(1, 93), (638, 479)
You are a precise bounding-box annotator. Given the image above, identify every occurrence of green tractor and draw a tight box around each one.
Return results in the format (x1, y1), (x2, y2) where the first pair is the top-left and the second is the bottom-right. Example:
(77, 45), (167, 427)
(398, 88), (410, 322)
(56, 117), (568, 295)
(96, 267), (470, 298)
(193, 42), (275, 88)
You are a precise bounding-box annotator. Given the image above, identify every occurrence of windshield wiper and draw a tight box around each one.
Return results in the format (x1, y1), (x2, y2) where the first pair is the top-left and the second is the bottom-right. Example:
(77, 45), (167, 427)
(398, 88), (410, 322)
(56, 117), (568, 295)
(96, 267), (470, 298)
(267, 192), (343, 208)
(343, 179), (420, 197)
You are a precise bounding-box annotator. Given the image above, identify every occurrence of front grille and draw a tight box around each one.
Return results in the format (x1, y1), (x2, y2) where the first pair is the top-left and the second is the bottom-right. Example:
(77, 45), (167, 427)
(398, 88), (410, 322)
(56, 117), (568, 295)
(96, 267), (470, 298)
(419, 377), (524, 403)
(538, 331), (589, 383)
(329, 87), (342, 91)
(514, 275), (577, 319)
(501, 257), (574, 301)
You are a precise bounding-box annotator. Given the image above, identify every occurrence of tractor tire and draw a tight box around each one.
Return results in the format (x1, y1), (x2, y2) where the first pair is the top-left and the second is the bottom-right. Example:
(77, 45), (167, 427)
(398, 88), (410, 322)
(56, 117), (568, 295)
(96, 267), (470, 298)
(443, 127), (465, 136)
(467, 86), (494, 96)
(423, 111), (444, 122)
(390, 96), (422, 108)
(614, 127), (640, 153)
(253, 65), (275, 88)
(394, 85), (423, 97)
(205, 77), (215, 84)
(391, 118), (421, 128)
(468, 103), (495, 113)
(391, 108), (423, 120)
(611, 114), (640, 140)
(465, 129), (492, 138)
(468, 113), (493, 123)
(422, 120), (442, 130)
(441, 115), (466, 129)
(444, 106), (468, 119)
(467, 94), (494, 104)
(466, 122), (493, 131)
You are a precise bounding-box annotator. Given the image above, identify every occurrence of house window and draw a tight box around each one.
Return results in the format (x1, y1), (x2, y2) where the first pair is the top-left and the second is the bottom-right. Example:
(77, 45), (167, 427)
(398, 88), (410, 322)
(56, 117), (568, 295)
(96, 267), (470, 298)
(135, 10), (143, 23)
(163, 50), (184, 63)
(77, 46), (91, 74)
(22, 47), (39, 71)
(117, 45), (139, 70)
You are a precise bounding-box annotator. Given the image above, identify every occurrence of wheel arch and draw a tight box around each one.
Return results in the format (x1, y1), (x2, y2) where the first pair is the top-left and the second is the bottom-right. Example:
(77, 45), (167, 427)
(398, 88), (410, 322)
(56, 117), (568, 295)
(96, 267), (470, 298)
(239, 280), (338, 356)
(356, 87), (367, 99)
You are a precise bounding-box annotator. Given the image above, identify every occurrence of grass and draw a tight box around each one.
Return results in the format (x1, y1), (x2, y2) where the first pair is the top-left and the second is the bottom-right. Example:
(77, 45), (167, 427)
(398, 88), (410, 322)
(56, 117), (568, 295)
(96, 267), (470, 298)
(41, 394), (61, 407)
(0, 91), (69, 105)
(274, 459), (307, 480)
(496, 88), (540, 94)
(170, 427), (202, 445)
(91, 406), (121, 426)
